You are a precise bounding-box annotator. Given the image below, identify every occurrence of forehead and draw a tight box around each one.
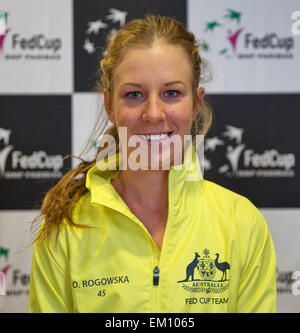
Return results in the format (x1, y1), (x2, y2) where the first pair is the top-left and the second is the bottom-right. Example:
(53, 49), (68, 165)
(113, 43), (193, 86)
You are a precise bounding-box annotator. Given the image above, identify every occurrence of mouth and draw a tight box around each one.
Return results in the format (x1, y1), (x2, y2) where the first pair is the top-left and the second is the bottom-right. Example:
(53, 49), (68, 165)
(136, 131), (174, 142)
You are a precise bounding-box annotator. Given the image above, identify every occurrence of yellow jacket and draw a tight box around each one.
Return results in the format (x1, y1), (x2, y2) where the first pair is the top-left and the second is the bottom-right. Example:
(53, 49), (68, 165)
(28, 150), (277, 313)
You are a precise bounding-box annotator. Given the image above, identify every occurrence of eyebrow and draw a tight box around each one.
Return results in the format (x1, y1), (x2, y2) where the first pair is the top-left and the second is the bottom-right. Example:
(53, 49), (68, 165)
(121, 82), (143, 88)
(120, 81), (186, 88)
(164, 81), (186, 87)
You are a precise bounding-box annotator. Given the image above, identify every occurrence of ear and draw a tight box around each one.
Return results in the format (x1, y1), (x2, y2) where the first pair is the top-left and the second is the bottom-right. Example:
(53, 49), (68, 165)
(192, 87), (205, 121)
(104, 90), (115, 123)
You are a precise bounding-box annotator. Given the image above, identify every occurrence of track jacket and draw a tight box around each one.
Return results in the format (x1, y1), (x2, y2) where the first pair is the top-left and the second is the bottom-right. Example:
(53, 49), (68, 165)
(28, 148), (277, 313)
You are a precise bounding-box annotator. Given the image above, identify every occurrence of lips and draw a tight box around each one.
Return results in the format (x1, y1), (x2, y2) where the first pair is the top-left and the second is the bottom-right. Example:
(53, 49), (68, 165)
(136, 131), (174, 141)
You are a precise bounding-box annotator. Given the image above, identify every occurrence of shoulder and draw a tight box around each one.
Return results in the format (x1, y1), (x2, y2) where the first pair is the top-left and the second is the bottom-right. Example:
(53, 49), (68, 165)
(34, 191), (96, 252)
(202, 179), (268, 235)
(202, 180), (274, 266)
(203, 180), (258, 214)
(72, 190), (104, 227)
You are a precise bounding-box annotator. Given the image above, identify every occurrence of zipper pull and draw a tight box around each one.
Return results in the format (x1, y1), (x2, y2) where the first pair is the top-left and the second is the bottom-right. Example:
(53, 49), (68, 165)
(153, 266), (160, 286)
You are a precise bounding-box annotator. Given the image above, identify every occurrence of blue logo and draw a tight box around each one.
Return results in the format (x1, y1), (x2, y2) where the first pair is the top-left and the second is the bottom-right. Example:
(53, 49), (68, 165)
(177, 249), (230, 294)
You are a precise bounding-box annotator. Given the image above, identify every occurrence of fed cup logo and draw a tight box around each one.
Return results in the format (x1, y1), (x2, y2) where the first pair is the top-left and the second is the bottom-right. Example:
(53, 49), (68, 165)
(0, 246), (11, 296)
(0, 10), (10, 53)
(204, 124), (296, 178)
(200, 7), (295, 59)
(0, 127), (64, 180)
(0, 128), (13, 177)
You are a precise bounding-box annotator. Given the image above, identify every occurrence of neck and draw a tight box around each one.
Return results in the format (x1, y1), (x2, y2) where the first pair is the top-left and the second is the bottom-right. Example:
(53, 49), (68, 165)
(112, 169), (169, 211)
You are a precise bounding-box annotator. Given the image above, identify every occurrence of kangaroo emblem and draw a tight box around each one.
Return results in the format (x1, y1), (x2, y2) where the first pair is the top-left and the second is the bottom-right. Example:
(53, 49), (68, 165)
(177, 252), (200, 283)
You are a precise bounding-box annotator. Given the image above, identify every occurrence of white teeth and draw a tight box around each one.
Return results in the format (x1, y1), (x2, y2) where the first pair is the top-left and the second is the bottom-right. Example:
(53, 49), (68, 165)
(138, 133), (169, 141)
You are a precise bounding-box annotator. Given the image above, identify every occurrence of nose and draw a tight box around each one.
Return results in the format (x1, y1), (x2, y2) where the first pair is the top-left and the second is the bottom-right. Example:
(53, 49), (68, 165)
(142, 93), (166, 123)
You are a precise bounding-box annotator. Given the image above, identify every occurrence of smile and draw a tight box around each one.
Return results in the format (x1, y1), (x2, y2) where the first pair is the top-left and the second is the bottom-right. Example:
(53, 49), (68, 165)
(136, 132), (173, 141)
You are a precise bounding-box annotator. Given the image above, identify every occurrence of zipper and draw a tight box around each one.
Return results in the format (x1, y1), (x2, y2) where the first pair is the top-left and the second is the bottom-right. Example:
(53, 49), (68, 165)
(153, 266), (160, 286)
(152, 265), (160, 312)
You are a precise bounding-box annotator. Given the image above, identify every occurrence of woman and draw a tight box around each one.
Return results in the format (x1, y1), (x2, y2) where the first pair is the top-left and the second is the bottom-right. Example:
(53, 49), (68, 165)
(28, 15), (276, 313)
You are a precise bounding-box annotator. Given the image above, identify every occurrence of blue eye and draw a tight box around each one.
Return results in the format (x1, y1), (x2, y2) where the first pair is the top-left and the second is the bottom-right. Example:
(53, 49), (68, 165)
(164, 90), (180, 97)
(126, 91), (142, 99)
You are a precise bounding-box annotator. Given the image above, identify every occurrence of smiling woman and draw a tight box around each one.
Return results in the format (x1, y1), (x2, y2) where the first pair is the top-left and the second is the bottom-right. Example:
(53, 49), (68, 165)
(28, 15), (276, 313)
(105, 43), (204, 173)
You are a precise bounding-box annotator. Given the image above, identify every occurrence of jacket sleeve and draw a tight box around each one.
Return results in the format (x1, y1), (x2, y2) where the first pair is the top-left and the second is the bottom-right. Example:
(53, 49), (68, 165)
(236, 199), (277, 313)
(28, 227), (72, 313)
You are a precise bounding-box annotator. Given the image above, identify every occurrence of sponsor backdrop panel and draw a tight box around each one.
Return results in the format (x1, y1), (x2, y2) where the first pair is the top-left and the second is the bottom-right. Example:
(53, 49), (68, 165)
(0, 0), (299, 313)
(0, 211), (37, 313)
(74, 0), (187, 92)
(204, 94), (299, 208)
(261, 209), (300, 313)
(0, 0), (72, 93)
(72, 92), (111, 168)
(0, 95), (72, 210)
(188, 0), (300, 93)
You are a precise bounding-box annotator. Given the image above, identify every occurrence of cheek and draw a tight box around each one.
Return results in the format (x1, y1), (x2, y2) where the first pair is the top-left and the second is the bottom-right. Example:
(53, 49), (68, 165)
(114, 107), (139, 130)
(171, 105), (194, 130)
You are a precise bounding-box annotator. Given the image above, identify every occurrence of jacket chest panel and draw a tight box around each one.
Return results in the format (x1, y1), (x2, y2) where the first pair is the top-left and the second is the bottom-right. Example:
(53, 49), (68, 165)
(70, 249), (154, 313)
(69, 202), (239, 312)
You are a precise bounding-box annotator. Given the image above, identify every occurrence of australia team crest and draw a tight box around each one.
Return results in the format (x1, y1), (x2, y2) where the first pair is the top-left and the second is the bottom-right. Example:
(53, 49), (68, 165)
(177, 249), (230, 294)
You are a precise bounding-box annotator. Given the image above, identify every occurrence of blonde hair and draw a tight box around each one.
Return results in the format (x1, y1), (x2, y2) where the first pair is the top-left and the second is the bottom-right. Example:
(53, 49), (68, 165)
(98, 14), (212, 142)
(32, 14), (213, 243)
